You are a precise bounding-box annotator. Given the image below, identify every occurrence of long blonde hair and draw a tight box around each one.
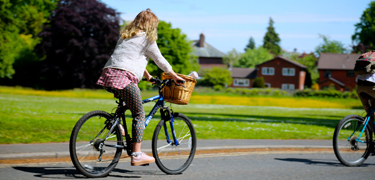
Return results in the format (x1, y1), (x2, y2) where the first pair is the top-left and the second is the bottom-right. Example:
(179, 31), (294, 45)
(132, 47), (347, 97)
(120, 8), (159, 42)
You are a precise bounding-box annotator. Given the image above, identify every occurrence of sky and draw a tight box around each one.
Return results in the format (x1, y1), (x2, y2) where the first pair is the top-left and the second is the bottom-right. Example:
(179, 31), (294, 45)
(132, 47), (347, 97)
(101, 0), (373, 54)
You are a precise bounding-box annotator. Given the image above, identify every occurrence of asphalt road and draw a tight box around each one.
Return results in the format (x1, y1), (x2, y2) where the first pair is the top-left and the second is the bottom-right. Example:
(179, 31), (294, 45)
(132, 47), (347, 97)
(1, 151), (375, 180)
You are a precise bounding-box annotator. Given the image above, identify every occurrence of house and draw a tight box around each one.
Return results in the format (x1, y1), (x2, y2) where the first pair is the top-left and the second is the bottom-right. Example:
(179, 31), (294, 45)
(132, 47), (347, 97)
(255, 56), (308, 90)
(229, 68), (256, 88)
(317, 53), (360, 91)
(191, 33), (227, 73)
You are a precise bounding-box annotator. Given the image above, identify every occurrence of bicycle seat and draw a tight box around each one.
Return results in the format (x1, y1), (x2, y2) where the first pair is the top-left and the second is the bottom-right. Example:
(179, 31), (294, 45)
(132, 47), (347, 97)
(360, 92), (373, 99)
(104, 87), (119, 99)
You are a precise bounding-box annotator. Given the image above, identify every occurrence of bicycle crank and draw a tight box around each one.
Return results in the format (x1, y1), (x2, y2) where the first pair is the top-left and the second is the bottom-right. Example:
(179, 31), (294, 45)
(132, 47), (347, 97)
(349, 136), (360, 150)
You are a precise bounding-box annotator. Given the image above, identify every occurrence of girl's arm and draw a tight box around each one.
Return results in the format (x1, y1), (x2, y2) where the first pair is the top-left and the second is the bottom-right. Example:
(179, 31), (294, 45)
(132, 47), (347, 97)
(145, 42), (173, 73)
(143, 69), (152, 81)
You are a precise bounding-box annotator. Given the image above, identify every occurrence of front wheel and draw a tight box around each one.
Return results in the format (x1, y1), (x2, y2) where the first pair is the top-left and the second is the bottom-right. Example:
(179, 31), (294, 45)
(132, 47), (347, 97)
(69, 110), (123, 178)
(333, 114), (373, 166)
(152, 113), (197, 174)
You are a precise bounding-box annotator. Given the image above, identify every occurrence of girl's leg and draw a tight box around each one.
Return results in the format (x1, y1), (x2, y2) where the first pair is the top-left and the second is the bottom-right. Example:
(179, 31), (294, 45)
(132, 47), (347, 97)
(118, 83), (154, 165)
(118, 83), (145, 148)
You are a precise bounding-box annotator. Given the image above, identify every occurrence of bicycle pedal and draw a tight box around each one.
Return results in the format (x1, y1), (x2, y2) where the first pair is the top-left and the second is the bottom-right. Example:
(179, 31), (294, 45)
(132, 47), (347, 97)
(141, 164), (149, 166)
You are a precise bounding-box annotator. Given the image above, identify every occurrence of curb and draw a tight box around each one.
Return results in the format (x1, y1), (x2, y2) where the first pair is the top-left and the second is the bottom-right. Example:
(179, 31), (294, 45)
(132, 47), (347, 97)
(0, 145), (332, 160)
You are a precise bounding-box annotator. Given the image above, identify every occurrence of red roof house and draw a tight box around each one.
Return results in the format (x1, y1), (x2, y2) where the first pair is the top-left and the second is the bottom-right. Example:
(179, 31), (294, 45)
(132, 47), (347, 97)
(255, 56), (307, 90)
(317, 53), (360, 91)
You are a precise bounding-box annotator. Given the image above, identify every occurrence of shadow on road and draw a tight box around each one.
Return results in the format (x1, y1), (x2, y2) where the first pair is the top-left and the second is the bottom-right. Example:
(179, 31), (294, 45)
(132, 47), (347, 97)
(12, 166), (165, 179)
(274, 158), (375, 167)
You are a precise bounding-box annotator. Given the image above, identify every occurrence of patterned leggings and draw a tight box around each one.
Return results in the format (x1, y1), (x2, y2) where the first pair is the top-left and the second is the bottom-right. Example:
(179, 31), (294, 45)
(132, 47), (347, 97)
(117, 83), (145, 143)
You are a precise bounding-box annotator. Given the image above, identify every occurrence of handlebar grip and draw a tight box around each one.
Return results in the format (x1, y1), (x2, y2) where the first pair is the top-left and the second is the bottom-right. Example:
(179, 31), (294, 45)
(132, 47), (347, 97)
(176, 80), (185, 84)
(149, 78), (156, 83)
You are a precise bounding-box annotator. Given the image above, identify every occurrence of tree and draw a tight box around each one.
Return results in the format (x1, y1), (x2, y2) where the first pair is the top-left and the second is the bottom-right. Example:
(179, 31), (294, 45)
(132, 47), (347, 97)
(0, 0), (56, 79)
(315, 35), (347, 55)
(352, 1), (375, 53)
(202, 67), (232, 88)
(263, 17), (281, 55)
(235, 47), (273, 68)
(223, 48), (241, 69)
(147, 21), (199, 78)
(244, 37), (255, 51)
(36, 0), (120, 89)
(252, 77), (265, 88)
(14, 0), (57, 37)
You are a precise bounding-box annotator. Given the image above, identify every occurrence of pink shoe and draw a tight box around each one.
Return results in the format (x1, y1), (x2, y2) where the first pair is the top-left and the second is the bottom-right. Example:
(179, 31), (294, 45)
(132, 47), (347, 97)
(131, 152), (155, 166)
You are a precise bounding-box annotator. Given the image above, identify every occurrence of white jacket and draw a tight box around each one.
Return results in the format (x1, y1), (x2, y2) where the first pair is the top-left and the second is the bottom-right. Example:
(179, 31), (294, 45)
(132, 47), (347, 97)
(103, 33), (172, 80)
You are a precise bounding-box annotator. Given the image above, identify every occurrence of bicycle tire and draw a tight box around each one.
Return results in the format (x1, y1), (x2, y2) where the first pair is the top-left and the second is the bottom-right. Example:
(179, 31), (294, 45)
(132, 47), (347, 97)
(152, 113), (197, 174)
(69, 110), (123, 178)
(333, 114), (373, 166)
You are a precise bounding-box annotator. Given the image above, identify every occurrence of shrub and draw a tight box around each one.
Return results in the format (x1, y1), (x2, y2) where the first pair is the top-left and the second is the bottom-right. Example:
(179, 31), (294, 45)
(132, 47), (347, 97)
(293, 89), (358, 99)
(312, 83), (319, 90)
(252, 77), (265, 88)
(213, 85), (223, 91)
(274, 90), (281, 96)
(242, 89), (252, 95)
(226, 88), (235, 93)
(202, 67), (232, 87)
(235, 88), (243, 94)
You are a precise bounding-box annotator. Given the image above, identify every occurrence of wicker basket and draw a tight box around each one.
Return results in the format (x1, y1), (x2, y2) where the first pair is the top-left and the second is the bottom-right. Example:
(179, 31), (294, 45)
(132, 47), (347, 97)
(162, 73), (197, 105)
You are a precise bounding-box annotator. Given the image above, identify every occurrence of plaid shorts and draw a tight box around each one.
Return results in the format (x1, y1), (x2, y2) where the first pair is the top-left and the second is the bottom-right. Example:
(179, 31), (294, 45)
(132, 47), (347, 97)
(96, 68), (139, 90)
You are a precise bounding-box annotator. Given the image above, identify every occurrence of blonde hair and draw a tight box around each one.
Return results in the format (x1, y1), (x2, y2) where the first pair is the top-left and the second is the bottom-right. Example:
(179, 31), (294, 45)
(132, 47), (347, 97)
(120, 8), (159, 42)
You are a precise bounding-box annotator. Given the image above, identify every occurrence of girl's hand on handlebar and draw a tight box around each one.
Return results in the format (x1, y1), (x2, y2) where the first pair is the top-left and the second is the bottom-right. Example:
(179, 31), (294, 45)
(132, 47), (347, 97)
(173, 76), (185, 86)
(168, 70), (185, 86)
(145, 76), (153, 82)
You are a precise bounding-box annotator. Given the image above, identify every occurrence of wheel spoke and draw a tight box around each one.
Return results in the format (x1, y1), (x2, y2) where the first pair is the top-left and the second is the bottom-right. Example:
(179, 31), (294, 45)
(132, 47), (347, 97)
(157, 142), (172, 152)
(70, 111), (123, 178)
(152, 114), (196, 174)
(333, 115), (372, 167)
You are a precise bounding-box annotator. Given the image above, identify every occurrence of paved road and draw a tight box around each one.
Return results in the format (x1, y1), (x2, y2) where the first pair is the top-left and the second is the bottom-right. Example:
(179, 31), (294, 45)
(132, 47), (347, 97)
(1, 151), (375, 180)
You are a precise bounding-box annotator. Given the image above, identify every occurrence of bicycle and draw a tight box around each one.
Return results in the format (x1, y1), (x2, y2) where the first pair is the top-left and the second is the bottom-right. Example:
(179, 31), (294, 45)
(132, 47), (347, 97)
(69, 77), (197, 178)
(333, 92), (375, 166)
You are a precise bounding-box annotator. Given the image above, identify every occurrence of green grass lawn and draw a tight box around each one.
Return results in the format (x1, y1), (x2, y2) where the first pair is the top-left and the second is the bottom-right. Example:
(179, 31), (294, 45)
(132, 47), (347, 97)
(0, 88), (365, 144)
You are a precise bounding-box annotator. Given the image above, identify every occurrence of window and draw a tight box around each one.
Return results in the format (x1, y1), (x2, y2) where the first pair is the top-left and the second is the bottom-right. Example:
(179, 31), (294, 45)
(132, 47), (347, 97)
(282, 84), (295, 90)
(282, 68), (295, 76)
(234, 79), (249, 86)
(262, 67), (275, 75)
(347, 70), (354, 77)
(324, 70), (332, 78)
(264, 83), (271, 88)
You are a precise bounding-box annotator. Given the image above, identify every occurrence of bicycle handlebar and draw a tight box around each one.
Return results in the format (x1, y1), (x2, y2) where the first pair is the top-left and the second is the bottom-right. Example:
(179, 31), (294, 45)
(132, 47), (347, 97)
(143, 77), (185, 87)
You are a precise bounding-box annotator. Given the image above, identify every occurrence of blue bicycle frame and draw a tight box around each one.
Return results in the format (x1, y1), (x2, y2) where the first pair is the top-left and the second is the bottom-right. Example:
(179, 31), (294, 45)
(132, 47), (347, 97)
(142, 95), (179, 145)
(351, 108), (375, 143)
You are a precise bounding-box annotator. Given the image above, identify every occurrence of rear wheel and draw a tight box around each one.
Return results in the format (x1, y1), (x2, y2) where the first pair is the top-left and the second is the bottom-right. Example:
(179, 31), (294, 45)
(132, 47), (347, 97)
(69, 111), (123, 178)
(333, 115), (372, 166)
(152, 113), (196, 174)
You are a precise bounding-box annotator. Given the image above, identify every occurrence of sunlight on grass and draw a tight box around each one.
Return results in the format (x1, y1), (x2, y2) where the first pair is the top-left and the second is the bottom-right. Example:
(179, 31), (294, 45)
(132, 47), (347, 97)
(190, 95), (361, 109)
(0, 86), (365, 144)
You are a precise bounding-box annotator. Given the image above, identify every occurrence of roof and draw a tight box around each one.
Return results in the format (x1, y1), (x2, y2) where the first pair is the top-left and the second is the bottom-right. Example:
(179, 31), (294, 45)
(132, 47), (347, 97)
(191, 40), (226, 58)
(256, 56), (308, 69)
(230, 67), (256, 78)
(319, 77), (345, 87)
(317, 53), (361, 70)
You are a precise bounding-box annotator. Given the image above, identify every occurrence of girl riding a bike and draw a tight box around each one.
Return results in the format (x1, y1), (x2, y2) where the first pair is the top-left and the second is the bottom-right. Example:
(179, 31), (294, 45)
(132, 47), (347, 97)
(96, 8), (184, 166)
(356, 50), (375, 132)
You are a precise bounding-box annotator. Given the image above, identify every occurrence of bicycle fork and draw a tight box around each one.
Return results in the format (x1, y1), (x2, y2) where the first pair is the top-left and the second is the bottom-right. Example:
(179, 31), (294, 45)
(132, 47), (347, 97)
(160, 107), (179, 146)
